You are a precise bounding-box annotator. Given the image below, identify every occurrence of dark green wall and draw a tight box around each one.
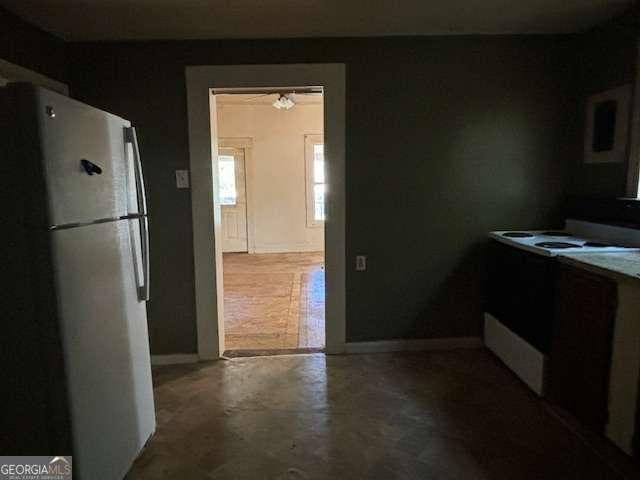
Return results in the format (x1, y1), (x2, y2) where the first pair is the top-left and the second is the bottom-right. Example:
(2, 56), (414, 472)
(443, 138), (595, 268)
(0, 7), (67, 82)
(68, 36), (579, 352)
(571, 7), (639, 198)
(1, 2), (635, 352)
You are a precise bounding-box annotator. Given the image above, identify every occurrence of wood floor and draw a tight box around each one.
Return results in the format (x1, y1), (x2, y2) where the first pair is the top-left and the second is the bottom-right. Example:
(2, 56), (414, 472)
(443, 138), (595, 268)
(223, 252), (325, 351)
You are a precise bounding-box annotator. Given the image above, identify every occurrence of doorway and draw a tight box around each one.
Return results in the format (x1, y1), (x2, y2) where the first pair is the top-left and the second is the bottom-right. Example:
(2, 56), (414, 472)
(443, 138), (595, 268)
(185, 64), (346, 359)
(218, 146), (248, 253)
(215, 90), (325, 354)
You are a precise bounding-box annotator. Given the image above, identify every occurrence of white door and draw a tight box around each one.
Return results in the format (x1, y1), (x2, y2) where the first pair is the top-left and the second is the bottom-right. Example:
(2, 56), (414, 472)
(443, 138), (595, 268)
(218, 147), (248, 252)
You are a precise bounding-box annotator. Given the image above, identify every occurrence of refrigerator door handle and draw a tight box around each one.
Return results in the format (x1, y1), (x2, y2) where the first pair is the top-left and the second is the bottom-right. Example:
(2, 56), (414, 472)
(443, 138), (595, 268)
(138, 215), (150, 302)
(124, 126), (148, 216)
(124, 126), (150, 301)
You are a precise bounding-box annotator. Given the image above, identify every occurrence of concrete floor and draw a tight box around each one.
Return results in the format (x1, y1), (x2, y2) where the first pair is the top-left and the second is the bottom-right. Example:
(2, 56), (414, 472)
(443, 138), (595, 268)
(126, 350), (626, 479)
(223, 252), (325, 351)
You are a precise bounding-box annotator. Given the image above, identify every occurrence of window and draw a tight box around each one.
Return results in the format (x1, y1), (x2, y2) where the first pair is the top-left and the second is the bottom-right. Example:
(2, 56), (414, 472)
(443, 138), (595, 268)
(218, 155), (237, 205)
(305, 135), (325, 226)
(312, 144), (325, 221)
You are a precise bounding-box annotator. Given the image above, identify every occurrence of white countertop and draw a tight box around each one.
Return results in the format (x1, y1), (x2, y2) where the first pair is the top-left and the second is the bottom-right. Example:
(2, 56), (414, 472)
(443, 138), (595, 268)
(559, 252), (640, 282)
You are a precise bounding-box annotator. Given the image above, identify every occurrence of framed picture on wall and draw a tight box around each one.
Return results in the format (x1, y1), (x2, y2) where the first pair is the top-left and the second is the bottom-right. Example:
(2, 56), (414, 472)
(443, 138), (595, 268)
(584, 84), (631, 164)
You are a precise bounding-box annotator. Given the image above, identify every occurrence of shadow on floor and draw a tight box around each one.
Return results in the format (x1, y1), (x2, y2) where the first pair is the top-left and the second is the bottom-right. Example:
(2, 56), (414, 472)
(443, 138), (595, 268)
(128, 349), (637, 479)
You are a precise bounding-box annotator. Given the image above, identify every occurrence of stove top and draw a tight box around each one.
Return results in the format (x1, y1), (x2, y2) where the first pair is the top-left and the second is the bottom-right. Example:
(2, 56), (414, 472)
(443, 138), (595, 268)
(489, 221), (640, 257)
(502, 232), (534, 238)
(540, 231), (572, 237)
(583, 241), (613, 247)
(535, 241), (582, 249)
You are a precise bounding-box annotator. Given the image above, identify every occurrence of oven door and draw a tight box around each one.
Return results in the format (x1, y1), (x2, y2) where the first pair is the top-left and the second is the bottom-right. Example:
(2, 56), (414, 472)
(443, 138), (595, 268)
(486, 240), (556, 353)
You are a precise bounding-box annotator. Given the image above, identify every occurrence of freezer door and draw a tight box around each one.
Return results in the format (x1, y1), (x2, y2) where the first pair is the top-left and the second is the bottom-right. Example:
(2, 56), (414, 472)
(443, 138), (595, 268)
(50, 220), (155, 480)
(30, 86), (132, 226)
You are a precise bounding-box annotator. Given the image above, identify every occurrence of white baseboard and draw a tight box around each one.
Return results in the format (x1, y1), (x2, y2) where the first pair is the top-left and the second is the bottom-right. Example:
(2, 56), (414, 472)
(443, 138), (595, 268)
(483, 313), (546, 395)
(344, 337), (483, 354)
(151, 354), (199, 366)
(252, 244), (324, 254)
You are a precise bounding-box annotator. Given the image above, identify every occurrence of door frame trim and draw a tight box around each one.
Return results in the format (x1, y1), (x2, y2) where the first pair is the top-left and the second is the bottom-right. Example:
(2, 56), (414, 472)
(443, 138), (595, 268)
(185, 64), (346, 358)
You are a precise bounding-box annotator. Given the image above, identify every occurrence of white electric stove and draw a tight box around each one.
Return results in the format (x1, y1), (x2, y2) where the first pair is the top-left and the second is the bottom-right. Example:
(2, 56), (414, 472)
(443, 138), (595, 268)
(484, 218), (640, 398)
(489, 219), (640, 256)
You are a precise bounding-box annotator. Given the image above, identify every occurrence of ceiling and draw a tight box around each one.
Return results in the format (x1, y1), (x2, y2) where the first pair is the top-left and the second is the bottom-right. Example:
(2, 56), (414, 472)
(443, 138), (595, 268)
(1, 0), (634, 41)
(216, 93), (323, 106)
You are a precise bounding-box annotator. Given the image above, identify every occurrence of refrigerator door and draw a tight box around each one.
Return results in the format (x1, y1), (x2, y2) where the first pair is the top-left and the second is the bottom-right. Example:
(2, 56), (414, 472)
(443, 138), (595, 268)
(50, 219), (155, 480)
(29, 85), (132, 227)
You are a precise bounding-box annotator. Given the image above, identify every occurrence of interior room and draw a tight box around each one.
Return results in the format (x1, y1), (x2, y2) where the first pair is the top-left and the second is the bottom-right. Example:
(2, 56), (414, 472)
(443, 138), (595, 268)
(214, 90), (326, 353)
(3, 1), (640, 479)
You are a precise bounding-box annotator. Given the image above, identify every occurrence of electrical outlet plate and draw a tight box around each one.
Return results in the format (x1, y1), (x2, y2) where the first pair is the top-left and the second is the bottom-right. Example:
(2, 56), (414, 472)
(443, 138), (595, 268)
(175, 170), (190, 189)
(356, 255), (367, 271)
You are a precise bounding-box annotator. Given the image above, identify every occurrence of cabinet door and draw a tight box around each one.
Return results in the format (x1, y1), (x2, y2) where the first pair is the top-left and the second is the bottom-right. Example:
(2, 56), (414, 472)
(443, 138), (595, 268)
(548, 264), (617, 432)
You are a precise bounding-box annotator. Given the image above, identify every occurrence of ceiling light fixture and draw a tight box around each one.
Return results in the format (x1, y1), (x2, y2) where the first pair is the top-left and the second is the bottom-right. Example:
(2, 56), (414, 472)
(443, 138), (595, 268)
(272, 94), (295, 110)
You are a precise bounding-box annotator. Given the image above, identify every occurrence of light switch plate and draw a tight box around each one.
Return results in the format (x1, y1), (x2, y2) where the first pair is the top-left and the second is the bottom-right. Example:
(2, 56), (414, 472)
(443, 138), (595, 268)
(175, 170), (190, 189)
(356, 255), (367, 271)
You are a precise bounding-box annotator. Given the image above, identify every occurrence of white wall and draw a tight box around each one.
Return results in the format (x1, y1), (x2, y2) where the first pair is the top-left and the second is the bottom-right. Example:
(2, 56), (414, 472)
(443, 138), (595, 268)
(216, 99), (324, 253)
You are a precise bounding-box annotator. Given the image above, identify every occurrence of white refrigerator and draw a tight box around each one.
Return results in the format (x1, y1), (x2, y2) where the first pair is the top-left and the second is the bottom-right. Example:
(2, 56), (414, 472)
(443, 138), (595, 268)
(2, 83), (155, 479)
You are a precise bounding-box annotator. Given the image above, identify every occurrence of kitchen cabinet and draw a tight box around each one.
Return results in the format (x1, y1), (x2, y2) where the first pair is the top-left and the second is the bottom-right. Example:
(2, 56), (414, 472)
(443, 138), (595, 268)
(548, 263), (617, 432)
